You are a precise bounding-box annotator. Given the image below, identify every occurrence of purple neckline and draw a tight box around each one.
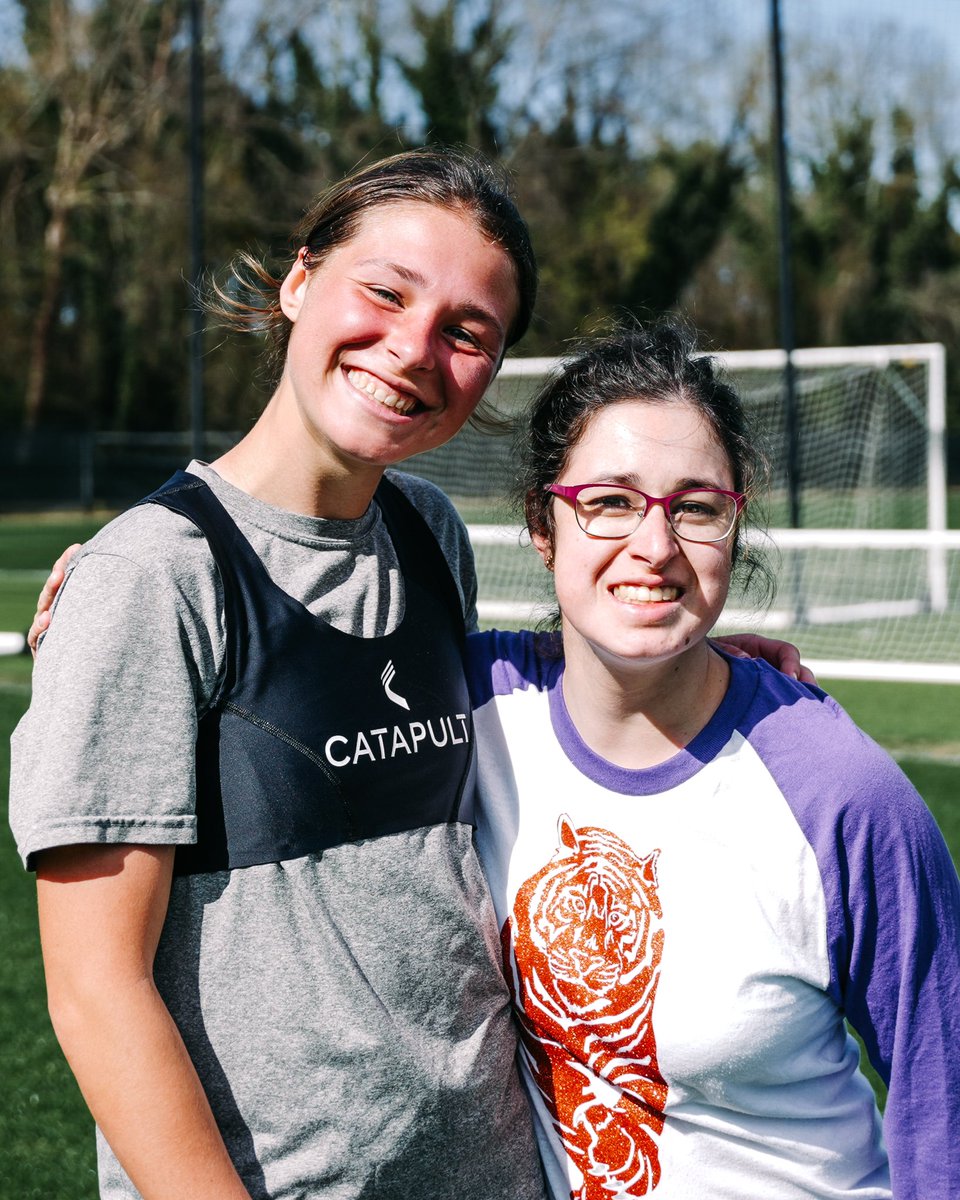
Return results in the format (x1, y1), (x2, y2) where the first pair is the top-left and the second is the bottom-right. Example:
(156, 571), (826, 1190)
(546, 652), (761, 795)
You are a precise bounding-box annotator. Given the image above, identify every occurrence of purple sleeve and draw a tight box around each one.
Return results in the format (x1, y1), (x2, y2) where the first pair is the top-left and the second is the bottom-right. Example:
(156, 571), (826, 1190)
(835, 762), (960, 1200)
(739, 662), (960, 1199)
(465, 629), (562, 708)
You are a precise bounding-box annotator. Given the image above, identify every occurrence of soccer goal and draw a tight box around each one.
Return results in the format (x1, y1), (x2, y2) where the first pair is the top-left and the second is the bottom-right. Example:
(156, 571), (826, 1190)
(397, 343), (958, 683)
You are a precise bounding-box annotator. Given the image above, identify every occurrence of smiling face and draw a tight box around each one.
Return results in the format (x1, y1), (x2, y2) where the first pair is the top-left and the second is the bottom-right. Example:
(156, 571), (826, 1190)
(535, 398), (736, 676)
(274, 200), (519, 487)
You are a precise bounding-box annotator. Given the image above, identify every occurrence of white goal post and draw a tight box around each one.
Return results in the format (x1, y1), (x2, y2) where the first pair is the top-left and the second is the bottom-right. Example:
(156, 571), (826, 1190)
(719, 343), (948, 616)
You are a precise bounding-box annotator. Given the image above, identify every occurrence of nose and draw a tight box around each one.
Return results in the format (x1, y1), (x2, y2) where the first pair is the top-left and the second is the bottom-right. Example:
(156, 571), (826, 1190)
(385, 309), (436, 372)
(627, 501), (679, 567)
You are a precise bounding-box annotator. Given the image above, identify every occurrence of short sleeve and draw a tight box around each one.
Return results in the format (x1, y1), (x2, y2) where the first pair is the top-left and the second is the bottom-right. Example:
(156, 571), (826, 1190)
(9, 507), (224, 867)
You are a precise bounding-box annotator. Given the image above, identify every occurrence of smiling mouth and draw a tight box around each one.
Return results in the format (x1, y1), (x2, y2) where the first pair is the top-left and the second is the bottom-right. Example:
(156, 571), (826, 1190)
(347, 367), (419, 415)
(612, 584), (680, 603)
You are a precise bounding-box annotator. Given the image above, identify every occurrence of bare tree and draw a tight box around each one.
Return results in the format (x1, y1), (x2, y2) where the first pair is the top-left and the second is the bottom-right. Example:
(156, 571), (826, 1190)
(19, 0), (178, 434)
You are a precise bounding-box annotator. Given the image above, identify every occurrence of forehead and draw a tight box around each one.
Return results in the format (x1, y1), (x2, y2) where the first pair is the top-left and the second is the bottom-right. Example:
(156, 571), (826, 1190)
(342, 200), (494, 261)
(337, 199), (519, 318)
(567, 398), (733, 483)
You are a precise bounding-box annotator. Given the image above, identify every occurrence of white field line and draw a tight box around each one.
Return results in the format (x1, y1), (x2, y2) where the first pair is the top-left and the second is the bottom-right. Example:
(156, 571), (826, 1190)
(0, 632), (27, 655)
(799, 660), (960, 684)
(467, 524), (531, 545)
(477, 600), (554, 624)
(0, 680), (31, 694)
(890, 749), (960, 765)
(0, 572), (49, 652)
(718, 601), (924, 627)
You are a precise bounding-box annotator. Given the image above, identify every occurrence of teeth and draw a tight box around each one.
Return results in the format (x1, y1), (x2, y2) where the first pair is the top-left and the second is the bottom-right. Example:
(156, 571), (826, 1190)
(347, 368), (416, 414)
(613, 585), (679, 603)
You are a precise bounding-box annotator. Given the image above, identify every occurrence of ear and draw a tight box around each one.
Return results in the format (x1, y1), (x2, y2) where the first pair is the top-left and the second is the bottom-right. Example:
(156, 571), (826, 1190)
(279, 248), (311, 322)
(530, 526), (553, 569)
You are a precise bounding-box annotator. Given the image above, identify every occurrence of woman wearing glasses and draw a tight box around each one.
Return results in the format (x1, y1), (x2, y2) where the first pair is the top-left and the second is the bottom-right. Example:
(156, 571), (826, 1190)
(467, 322), (960, 1200)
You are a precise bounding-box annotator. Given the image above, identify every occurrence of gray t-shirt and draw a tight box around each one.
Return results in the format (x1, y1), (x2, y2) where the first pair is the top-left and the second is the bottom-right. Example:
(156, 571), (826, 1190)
(10, 463), (545, 1200)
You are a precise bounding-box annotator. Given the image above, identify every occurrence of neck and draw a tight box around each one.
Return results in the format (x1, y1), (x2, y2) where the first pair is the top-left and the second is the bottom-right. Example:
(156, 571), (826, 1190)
(210, 397), (384, 520)
(560, 638), (730, 769)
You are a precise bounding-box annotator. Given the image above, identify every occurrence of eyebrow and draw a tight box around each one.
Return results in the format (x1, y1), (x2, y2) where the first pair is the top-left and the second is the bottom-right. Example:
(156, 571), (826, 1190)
(357, 258), (507, 339)
(600, 472), (732, 492)
(359, 259), (428, 287)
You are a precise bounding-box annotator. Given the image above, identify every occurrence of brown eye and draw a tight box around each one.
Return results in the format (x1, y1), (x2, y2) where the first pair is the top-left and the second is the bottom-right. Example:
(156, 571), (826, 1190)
(447, 325), (480, 348)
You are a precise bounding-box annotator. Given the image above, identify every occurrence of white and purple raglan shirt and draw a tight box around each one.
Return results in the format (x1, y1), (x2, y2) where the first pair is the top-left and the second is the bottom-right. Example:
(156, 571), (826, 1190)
(467, 630), (960, 1200)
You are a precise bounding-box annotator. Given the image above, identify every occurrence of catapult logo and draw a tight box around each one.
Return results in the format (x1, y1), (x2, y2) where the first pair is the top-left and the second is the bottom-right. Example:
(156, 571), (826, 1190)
(322, 658), (470, 768)
(380, 659), (409, 710)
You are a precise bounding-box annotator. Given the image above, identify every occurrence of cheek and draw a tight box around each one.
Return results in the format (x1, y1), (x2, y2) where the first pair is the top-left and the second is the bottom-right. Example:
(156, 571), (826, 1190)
(552, 539), (611, 601)
(333, 295), (387, 344)
(442, 354), (498, 415)
(700, 548), (733, 597)
(293, 288), (385, 356)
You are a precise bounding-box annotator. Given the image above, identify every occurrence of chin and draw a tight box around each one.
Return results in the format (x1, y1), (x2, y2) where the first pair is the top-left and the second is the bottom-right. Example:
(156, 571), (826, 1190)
(603, 625), (716, 668)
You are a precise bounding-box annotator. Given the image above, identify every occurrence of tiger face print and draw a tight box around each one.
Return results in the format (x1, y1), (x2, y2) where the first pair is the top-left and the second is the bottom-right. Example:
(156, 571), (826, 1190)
(504, 816), (667, 1198)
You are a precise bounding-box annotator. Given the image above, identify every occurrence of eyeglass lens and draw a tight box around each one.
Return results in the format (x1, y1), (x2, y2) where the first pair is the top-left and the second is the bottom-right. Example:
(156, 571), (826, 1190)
(574, 486), (737, 542)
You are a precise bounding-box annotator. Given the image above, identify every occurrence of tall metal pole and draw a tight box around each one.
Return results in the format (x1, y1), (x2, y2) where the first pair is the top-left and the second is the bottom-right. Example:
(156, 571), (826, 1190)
(189, 0), (205, 462)
(769, 0), (801, 530)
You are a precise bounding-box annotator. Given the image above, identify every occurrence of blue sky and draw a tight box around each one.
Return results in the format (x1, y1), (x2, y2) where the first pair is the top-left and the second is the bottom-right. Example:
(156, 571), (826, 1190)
(1, 1), (956, 68)
(808, 0), (958, 47)
(2, 0), (957, 123)
(1, 1), (957, 57)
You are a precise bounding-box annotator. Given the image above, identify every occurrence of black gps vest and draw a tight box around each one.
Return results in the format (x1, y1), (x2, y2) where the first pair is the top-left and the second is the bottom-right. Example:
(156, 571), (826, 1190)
(143, 471), (476, 876)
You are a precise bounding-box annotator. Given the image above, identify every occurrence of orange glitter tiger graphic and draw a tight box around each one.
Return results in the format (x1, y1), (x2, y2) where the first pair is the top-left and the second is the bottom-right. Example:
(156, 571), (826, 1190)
(504, 816), (666, 1198)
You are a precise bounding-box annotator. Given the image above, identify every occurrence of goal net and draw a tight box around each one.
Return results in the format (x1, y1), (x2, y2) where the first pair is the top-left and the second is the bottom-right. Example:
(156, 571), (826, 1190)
(397, 344), (956, 682)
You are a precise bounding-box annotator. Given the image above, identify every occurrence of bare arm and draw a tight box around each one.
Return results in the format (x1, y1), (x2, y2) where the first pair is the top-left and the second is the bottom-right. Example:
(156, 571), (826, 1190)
(37, 845), (251, 1200)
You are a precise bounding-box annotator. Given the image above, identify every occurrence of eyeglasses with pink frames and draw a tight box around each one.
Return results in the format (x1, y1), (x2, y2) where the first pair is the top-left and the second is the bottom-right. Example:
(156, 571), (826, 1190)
(547, 482), (745, 543)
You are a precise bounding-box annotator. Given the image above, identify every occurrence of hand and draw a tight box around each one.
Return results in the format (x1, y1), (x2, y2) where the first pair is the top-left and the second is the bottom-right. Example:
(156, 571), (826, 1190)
(28, 543), (82, 655)
(713, 633), (817, 685)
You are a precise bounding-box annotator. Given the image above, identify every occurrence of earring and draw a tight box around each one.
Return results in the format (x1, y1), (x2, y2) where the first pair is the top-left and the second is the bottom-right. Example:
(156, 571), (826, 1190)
(544, 551), (555, 571)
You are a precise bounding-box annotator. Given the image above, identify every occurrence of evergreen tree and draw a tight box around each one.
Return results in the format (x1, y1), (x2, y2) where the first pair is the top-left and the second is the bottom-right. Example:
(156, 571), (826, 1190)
(397, 0), (511, 153)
